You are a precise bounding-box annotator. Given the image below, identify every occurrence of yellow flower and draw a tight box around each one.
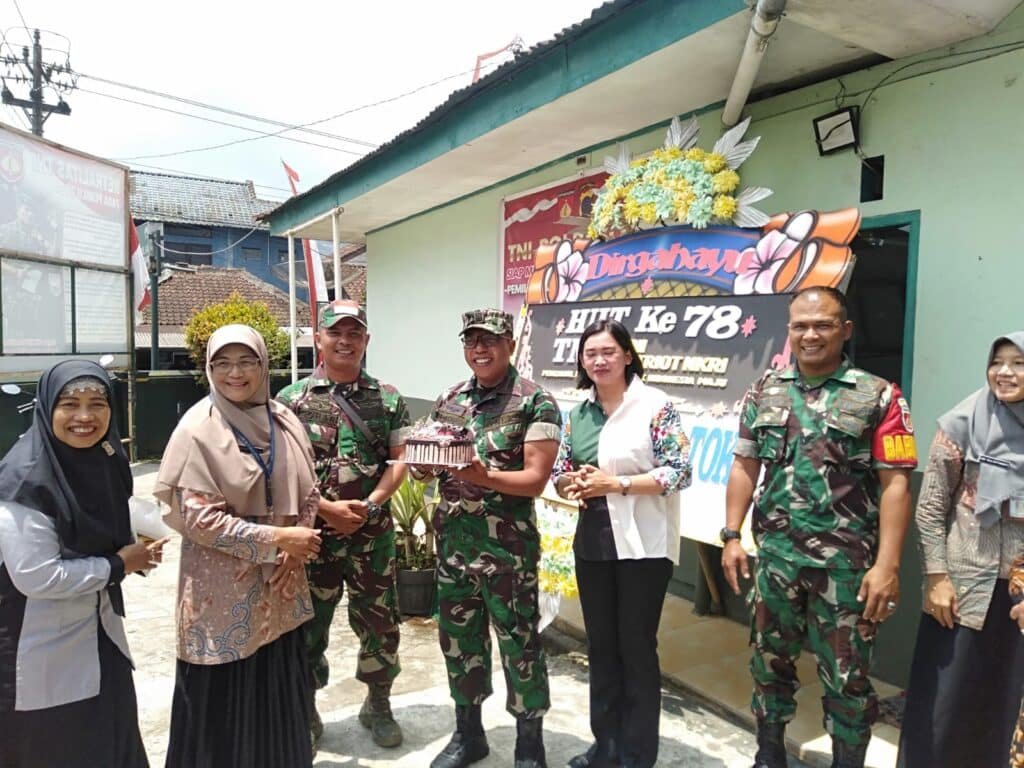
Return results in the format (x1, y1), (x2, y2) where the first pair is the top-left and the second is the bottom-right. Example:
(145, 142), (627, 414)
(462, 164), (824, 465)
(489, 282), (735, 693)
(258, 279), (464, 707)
(674, 192), (695, 218)
(623, 198), (643, 225)
(685, 147), (707, 162)
(639, 202), (658, 224)
(630, 158), (646, 168)
(712, 169), (740, 194)
(712, 194), (738, 220)
(703, 152), (727, 173)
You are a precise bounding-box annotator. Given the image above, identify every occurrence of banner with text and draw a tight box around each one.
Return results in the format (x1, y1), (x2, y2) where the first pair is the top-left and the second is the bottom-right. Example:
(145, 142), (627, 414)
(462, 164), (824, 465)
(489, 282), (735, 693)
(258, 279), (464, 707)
(0, 124), (126, 267)
(501, 172), (607, 317)
(517, 294), (793, 546)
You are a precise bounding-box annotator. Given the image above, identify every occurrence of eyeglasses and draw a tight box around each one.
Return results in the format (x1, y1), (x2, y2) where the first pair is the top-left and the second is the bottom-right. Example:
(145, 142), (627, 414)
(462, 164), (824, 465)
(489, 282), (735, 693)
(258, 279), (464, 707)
(989, 360), (1024, 374)
(462, 334), (504, 349)
(210, 358), (260, 374)
(788, 321), (843, 335)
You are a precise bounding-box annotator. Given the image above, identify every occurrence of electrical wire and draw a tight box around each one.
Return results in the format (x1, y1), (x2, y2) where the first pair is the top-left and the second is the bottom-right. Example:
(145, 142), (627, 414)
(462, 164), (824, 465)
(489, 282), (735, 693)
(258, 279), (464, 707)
(78, 86), (367, 156)
(158, 226), (263, 256)
(78, 71), (377, 149)
(10, 0), (27, 31)
(116, 59), (503, 162)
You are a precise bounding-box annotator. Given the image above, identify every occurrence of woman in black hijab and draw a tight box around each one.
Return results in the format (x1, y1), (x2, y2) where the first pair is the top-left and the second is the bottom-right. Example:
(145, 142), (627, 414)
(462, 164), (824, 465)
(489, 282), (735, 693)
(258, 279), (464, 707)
(0, 361), (165, 768)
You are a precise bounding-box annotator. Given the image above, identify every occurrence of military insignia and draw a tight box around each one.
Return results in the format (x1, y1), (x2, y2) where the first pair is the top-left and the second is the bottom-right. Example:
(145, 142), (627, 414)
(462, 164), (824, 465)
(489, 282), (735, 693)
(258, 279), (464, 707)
(897, 397), (913, 433)
(882, 434), (917, 463)
(440, 402), (470, 418)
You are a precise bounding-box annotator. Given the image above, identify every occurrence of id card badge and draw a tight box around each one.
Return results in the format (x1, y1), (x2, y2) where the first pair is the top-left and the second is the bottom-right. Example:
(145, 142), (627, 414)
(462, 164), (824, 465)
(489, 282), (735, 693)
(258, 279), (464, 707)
(1010, 498), (1024, 521)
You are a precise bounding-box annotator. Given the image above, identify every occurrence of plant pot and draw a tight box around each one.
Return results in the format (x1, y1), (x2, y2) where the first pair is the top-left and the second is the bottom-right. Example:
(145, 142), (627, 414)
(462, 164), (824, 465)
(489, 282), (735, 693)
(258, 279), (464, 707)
(397, 568), (436, 617)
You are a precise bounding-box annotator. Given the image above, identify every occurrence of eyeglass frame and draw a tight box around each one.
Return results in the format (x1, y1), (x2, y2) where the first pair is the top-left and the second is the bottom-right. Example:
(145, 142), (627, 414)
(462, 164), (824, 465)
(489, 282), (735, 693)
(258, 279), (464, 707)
(210, 358), (261, 374)
(461, 332), (509, 349)
(787, 320), (846, 335)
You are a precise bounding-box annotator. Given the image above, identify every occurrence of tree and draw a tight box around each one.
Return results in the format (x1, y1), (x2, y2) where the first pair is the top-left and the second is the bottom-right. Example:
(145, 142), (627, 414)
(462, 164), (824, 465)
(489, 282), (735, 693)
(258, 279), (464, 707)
(184, 292), (289, 381)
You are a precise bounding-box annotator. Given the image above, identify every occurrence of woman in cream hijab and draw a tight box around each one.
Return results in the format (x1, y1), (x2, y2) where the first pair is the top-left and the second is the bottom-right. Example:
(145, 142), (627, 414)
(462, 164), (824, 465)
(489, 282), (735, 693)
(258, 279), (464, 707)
(156, 325), (322, 768)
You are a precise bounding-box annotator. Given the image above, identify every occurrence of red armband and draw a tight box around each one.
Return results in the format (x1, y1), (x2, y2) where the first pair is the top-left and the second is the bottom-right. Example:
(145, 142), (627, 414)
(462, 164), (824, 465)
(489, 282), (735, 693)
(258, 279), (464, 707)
(871, 385), (918, 468)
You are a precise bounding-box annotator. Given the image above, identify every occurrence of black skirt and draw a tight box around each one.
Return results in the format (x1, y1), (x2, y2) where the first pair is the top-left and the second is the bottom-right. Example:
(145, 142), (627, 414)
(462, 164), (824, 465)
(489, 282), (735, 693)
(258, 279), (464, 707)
(897, 580), (1024, 768)
(0, 625), (148, 768)
(164, 627), (312, 768)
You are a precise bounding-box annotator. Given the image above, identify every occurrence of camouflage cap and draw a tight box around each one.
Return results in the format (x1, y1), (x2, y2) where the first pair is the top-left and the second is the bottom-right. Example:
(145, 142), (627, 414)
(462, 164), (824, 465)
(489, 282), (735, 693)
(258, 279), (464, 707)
(460, 308), (513, 337)
(318, 300), (367, 329)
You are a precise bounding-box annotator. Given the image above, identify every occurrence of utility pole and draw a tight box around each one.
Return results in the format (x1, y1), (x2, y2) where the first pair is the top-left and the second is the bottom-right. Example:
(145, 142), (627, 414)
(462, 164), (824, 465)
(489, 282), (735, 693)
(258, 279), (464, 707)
(1, 29), (75, 136)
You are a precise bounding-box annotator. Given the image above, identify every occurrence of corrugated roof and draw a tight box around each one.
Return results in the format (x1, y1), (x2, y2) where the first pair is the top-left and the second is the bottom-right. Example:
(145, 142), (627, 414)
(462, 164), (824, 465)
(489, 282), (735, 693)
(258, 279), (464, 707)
(131, 170), (279, 229)
(134, 330), (314, 349)
(263, 0), (630, 223)
(138, 265), (310, 328)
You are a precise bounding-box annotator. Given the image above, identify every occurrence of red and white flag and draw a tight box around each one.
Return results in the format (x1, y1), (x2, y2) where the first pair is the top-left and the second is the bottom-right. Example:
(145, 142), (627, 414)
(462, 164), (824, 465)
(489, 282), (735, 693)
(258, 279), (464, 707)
(130, 220), (151, 325)
(282, 161), (328, 332)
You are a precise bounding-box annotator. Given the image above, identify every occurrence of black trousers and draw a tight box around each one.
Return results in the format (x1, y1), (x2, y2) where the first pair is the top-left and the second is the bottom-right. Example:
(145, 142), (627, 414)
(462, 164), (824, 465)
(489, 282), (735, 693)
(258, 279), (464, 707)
(897, 581), (1024, 768)
(575, 554), (673, 768)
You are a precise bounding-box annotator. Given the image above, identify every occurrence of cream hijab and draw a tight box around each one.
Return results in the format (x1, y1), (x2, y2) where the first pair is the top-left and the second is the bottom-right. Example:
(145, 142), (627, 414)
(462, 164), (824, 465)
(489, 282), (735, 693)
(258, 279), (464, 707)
(155, 325), (317, 526)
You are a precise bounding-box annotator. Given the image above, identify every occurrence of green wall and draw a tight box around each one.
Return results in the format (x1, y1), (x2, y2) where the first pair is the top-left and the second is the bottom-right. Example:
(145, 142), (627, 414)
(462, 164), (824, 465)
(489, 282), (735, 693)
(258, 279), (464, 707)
(368, 8), (1024, 450)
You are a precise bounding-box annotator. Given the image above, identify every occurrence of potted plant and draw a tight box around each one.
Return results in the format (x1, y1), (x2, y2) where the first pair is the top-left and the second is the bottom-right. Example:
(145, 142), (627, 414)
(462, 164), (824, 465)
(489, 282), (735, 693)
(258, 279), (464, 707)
(390, 475), (437, 616)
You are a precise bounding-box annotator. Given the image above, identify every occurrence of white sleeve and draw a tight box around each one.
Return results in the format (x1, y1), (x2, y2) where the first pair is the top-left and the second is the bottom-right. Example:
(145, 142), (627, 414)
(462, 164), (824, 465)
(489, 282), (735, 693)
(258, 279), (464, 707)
(0, 502), (114, 599)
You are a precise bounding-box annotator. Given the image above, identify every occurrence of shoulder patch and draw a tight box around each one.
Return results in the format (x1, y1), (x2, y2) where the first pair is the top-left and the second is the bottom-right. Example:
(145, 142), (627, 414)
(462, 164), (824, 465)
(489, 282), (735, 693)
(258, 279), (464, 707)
(897, 396), (913, 433)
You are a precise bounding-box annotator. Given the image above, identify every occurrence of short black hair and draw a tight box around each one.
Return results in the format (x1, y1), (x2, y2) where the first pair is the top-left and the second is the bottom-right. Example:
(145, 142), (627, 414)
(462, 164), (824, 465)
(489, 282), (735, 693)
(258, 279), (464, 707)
(576, 319), (644, 389)
(789, 285), (848, 321)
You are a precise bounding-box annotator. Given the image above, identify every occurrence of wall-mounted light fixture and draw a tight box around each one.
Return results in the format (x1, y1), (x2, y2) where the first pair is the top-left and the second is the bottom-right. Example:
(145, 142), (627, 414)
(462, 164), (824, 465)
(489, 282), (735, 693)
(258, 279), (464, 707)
(812, 106), (859, 155)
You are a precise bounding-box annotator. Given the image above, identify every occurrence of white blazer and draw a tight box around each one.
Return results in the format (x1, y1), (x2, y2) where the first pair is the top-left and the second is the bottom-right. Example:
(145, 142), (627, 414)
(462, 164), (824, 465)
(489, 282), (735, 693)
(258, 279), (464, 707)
(0, 501), (133, 711)
(593, 377), (683, 564)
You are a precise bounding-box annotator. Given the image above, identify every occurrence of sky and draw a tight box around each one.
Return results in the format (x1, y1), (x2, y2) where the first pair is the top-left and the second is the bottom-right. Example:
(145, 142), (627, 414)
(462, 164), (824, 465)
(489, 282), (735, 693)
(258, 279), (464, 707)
(1, 0), (606, 201)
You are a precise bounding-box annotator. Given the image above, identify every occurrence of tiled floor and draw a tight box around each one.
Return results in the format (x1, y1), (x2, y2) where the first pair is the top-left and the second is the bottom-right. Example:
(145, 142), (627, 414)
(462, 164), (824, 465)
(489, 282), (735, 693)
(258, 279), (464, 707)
(555, 593), (900, 768)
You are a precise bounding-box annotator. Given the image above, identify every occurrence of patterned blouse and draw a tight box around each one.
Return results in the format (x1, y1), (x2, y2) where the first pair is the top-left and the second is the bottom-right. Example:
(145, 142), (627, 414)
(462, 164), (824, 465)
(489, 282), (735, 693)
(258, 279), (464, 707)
(173, 487), (318, 665)
(915, 428), (1024, 631)
(552, 398), (691, 494)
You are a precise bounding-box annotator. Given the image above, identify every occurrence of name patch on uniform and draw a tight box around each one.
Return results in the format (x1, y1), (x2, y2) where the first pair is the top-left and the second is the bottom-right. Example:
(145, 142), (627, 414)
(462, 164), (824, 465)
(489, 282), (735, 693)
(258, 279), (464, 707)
(440, 402), (470, 418)
(882, 434), (917, 463)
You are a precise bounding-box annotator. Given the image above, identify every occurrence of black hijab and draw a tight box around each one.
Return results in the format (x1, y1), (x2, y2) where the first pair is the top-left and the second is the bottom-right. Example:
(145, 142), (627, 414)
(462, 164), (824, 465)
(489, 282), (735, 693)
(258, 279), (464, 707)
(0, 362), (133, 604)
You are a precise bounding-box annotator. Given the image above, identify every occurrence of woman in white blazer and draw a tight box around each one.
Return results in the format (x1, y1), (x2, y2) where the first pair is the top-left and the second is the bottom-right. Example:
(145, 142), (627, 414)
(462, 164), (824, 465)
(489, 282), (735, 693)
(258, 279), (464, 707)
(0, 361), (165, 768)
(553, 320), (692, 768)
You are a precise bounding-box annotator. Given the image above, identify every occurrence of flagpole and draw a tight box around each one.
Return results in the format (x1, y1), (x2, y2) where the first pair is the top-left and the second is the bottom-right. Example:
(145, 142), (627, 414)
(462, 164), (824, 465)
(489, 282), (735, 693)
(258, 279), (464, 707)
(332, 211), (341, 300)
(287, 234), (297, 383)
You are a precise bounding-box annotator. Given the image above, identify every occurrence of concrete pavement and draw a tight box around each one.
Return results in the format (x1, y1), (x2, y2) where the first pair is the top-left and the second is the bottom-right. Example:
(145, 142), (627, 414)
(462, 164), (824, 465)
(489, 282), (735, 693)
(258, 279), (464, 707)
(126, 463), (804, 767)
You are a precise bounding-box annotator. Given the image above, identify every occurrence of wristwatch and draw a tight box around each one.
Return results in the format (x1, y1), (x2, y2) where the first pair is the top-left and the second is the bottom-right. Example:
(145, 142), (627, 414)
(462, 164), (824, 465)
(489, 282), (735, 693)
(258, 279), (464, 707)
(618, 476), (632, 495)
(719, 527), (741, 544)
(364, 499), (384, 519)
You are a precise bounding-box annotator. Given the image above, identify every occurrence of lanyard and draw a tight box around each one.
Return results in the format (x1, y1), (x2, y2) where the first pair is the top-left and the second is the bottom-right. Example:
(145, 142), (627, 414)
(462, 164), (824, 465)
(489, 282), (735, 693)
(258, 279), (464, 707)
(231, 404), (276, 513)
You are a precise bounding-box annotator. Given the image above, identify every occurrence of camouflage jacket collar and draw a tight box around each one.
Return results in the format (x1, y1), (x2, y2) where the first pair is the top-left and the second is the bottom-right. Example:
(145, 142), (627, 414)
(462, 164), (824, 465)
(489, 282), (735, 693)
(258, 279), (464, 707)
(778, 358), (857, 386)
(306, 365), (380, 392)
(458, 365), (522, 399)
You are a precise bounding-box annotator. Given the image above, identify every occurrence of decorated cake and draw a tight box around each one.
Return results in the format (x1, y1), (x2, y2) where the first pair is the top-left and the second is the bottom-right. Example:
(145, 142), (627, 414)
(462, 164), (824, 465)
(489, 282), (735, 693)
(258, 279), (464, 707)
(404, 422), (475, 466)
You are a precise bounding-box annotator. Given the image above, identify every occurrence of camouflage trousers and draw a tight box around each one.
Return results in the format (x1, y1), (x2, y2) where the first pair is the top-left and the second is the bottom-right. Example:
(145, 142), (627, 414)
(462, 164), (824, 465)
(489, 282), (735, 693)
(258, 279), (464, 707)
(749, 554), (878, 747)
(436, 556), (550, 718)
(305, 532), (400, 689)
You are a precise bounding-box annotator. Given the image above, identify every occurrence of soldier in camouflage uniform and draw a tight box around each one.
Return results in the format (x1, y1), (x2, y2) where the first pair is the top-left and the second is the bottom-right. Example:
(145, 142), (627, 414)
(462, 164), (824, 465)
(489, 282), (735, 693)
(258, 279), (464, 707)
(410, 309), (561, 768)
(721, 287), (917, 768)
(276, 300), (411, 751)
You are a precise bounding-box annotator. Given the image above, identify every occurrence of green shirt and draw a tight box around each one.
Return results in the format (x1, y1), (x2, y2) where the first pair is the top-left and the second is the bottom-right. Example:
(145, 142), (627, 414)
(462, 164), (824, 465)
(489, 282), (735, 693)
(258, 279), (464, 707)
(277, 367), (411, 551)
(430, 365), (562, 573)
(733, 360), (917, 570)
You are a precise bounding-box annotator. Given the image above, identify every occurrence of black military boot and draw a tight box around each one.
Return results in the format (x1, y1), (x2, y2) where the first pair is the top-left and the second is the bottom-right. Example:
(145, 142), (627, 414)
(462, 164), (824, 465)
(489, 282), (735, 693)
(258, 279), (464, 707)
(567, 737), (620, 767)
(831, 737), (868, 768)
(430, 704), (489, 768)
(752, 720), (788, 768)
(358, 681), (403, 747)
(513, 716), (547, 768)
